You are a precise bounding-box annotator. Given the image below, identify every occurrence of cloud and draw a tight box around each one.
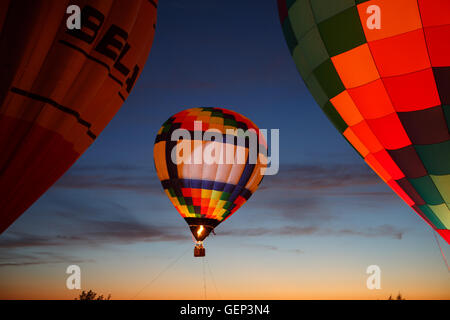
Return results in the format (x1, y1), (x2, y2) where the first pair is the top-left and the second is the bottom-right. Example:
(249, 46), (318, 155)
(54, 164), (163, 194)
(1, 162), (403, 252)
(254, 196), (331, 221)
(0, 232), (64, 248)
(262, 163), (381, 191)
(239, 243), (304, 255)
(52, 162), (396, 229)
(0, 215), (190, 249)
(0, 220), (404, 252)
(55, 161), (385, 199)
(218, 224), (404, 240)
(74, 219), (188, 244)
(334, 224), (404, 240)
(249, 163), (400, 223)
(219, 226), (318, 237)
(0, 251), (94, 268)
(289, 249), (304, 255)
(55, 174), (160, 193)
(0, 219), (188, 249)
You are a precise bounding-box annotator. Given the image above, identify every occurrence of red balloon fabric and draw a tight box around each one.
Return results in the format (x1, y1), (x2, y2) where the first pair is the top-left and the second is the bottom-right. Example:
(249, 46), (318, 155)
(0, 0), (158, 233)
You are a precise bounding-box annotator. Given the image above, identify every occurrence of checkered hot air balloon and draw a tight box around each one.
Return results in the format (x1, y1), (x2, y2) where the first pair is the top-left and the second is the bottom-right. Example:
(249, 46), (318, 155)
(277, 0), (450, 244)
(153, 107), (267, 257)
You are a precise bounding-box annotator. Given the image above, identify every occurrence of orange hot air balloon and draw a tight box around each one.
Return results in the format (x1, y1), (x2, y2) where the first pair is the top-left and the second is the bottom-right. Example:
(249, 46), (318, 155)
(153, 107), (267, 257)
(0, 0), (158, 233)
(277, 0), (450, 244)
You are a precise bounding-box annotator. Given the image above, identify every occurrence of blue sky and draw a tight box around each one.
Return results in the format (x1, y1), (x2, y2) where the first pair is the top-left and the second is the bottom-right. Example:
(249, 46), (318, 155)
(0, 0), (449, 299)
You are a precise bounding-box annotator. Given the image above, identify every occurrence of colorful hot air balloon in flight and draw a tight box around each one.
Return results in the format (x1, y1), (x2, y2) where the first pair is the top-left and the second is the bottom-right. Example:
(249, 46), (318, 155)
(277, 0), (450, 244)
(0, 0), (158, 233)
(154, 107), (267, 256)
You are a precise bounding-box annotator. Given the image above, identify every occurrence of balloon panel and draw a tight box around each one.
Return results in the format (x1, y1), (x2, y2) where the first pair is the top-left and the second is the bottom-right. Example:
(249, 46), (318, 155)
(278, 0), (450, 243)
(0, 0), (158, 233)
(154, 107), (267, 226)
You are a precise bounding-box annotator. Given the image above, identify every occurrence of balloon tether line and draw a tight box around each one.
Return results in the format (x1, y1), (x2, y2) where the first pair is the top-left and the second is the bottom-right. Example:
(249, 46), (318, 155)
(432, 230), (450, 273)
(132, 247), (189, 299)
(202, 257), (207, 300)
(205, 257), (221, 299)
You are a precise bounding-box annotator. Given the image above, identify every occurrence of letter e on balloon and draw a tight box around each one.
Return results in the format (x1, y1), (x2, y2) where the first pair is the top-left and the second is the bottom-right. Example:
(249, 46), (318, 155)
(66, 265), (81, 290)
(366, 265), (381, 290)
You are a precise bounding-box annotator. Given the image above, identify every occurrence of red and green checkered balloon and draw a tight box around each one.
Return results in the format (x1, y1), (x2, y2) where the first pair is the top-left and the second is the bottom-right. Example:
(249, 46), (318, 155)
(277, 0), (450, 244)
(154, 107), (267, 242)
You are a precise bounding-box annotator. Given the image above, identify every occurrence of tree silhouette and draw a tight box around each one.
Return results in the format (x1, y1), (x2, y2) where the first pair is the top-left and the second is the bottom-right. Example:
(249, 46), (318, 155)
(76, 290), (111, 300)
(388, 292), (405, 300)
(396, 293), (405, 300)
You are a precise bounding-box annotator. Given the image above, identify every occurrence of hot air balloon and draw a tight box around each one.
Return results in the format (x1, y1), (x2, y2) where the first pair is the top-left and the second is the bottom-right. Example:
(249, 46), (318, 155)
(277, 0), (450, 244)
(154, 107), (267, 256)
(0, 0), (158, 233)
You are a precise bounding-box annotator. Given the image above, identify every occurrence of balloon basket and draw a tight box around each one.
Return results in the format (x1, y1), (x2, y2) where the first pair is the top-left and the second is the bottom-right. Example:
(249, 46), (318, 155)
(194, 243), (205, 257)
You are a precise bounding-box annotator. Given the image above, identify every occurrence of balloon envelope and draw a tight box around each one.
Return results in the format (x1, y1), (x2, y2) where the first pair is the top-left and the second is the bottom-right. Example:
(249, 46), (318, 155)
(277, 0), (450, 244)
(0, 0), (158, 233)
(154, 107), (267, 242)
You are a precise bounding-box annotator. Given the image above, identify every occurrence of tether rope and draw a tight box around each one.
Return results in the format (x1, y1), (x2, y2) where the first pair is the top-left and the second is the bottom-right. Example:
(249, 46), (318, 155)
(205, 257), (221, 299)
(132, 247), (189, 299)
(202, 257), (207, 300)
(432, 230), (450, 273)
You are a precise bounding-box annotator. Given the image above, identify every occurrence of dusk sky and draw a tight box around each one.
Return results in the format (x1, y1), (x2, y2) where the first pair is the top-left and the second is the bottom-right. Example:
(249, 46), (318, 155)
(1, 0), (449, 300)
